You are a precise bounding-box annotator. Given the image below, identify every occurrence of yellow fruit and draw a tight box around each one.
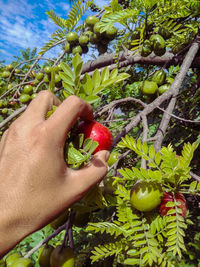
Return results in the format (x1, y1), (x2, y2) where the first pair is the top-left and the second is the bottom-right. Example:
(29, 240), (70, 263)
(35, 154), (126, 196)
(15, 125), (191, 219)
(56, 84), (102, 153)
(38, 244), (54, 267)
(50, 246), (74, 267)
(140, 81), (158, 95)
(10, 257), (33, 267)
(5, 253), (21, 267)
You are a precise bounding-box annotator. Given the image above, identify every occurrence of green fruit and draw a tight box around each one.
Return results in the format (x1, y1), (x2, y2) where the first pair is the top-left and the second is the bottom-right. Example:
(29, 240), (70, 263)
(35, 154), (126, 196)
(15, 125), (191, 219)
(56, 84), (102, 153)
(103, 176), (115, 194)
(0, 259), (5, 267)
(73, 211), (90, 227)
(50, 210), (69, 229)
(1, 108), (8, 114)
(150, 34), (166, 56)
(15, 69), (21, 74)
(93, 22), (102, 35)
(130, 181), (163, 212)
(105, 26), (117, 40)
(143, 39), (152, 48)
(6, 64), (14, 71)
(54, 64), (62, 72)
(72, 46), (82, 55)
(150, 34), (165, 47)
(152, 70), (166, 86)
(140, 81), (158, 95)
(44, 66), (53, 74)
(83, 31), (93, 38)
(33, 79), (40, 85)
(66, 32), (79, 44)
(55, 74), (61, 84)
(6, 253), (21, 267)
(1, 71), (11, 78)
(44, 75), (49, 83)
(65, 42), (71, 53)
(166, 77), (174, 84)
(0, 99), (8, 107)
(36, 72), (44, 81)
(158, 84), (170, 94)
(78, 35), (89, 46)
(85, 16), (99, 27)
(23, 85), (33, 94)
(158, 27), (172, 40)
(19, 94), (31, 103)
(31, 93), (37, 99)
(50, 246), (74, 267)
(7, 83), (13, 90)
(10, 257), (33, 267)
(141, 45), (152, 57)
(38, 244), (54, 267)
(107, 151), (121, 167)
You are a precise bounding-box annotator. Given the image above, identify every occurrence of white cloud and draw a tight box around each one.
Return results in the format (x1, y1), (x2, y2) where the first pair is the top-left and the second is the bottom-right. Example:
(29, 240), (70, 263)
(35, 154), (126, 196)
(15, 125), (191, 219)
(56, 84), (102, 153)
(0, 0), (37, 19)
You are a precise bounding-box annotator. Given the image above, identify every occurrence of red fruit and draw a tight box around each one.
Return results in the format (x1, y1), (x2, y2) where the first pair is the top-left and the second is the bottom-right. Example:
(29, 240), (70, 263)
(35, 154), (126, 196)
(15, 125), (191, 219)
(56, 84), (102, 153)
(159, 192), (187, 218)
(30, 82), (34, 86)
(78, 121), (113, 154)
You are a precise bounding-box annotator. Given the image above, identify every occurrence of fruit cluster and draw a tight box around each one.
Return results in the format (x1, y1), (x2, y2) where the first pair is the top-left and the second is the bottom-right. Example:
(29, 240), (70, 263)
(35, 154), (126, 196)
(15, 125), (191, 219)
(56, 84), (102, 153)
(2, 245), (74, 267)
(64, 16), (118, 55)
(0, 62), (64, 119)
(129, 181), (187, 217)
(139, 69), (174, 96)
(130, 24), (173, 57)
(1, 252), (33, 267)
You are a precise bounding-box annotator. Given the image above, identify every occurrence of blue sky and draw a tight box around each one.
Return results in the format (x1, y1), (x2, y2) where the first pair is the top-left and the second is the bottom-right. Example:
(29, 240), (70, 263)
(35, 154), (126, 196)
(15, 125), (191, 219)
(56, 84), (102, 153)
(0, 0), (109, 64)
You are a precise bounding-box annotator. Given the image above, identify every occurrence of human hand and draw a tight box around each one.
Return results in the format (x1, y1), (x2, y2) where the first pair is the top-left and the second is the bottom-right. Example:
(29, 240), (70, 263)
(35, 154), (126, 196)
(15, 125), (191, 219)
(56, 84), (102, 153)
(0, 91), (109, 257)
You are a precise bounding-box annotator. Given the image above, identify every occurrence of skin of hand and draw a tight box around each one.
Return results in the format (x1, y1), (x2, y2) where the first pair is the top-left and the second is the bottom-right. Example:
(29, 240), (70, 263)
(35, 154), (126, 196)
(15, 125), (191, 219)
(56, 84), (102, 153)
(0, 91), (109, 257)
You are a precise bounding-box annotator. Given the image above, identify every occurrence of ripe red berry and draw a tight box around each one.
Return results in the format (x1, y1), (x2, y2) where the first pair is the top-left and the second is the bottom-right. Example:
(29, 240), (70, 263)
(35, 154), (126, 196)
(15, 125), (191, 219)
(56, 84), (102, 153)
(78, 120), (113, 154)
(30, 82), (34, 86)
(159, 192), (187, 218)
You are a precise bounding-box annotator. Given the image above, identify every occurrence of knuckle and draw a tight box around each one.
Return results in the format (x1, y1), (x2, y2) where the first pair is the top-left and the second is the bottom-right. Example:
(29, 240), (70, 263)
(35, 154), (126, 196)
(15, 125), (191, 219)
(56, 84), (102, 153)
(65, 95), (84, 107)
(37, 90), (53, 99)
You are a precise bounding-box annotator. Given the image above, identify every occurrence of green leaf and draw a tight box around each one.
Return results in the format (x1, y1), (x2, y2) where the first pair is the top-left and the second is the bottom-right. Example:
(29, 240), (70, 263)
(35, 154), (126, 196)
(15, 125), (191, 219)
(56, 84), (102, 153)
(149, 145), (155, 160)
(92, 69), (101, 90)
(59, 72), (74, 87)
(101, 67), (109, 83)
(68, 146), (86, 163)
(124, 258), (140, 265)
(155, 152), (162, 165)
(60, 62), (74, 79)
(82, 74), (93, 95)
(83, 138), (93, 151)
(62, 82), (75, 94)
(83, 95), (100, 104)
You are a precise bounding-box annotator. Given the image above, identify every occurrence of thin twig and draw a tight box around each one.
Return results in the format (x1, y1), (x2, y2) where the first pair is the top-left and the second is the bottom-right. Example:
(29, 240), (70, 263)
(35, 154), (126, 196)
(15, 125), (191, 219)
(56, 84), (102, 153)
(0, 106), (27, 129)
(141, 115), (148, 169)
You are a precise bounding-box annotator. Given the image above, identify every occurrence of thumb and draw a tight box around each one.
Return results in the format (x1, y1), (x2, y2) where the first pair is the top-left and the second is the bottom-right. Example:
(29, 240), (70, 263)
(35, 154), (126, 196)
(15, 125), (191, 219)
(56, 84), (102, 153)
(63, 150), (110, 204)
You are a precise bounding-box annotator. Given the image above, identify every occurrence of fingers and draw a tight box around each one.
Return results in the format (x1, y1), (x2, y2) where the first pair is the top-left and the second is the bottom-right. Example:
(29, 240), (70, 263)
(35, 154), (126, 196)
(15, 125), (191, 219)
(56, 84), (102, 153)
(61, 150), (110, 205)
(21, 91), (61, 123)
(45, 95), (93, 145)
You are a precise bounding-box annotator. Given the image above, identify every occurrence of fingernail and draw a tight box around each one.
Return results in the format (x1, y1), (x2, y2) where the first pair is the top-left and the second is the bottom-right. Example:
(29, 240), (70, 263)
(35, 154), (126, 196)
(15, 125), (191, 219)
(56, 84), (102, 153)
(104, 151), (110, 162)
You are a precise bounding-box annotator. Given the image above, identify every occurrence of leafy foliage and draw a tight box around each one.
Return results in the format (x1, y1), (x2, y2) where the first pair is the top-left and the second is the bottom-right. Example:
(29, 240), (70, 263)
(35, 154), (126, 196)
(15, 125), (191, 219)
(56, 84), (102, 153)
(60, 54), (130, 104)
(86, 137), (199, 265)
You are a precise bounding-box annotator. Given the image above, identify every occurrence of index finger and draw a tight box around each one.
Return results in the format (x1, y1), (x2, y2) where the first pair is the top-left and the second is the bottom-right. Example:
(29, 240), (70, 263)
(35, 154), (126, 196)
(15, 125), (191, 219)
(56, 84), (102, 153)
(21, 91), (61, 123)
(45, 95), (93, 145)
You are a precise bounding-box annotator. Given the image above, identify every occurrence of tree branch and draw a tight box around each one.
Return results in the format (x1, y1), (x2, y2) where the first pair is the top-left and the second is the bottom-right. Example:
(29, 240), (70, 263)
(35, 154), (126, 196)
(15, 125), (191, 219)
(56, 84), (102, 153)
(153, 40), (200, 152)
